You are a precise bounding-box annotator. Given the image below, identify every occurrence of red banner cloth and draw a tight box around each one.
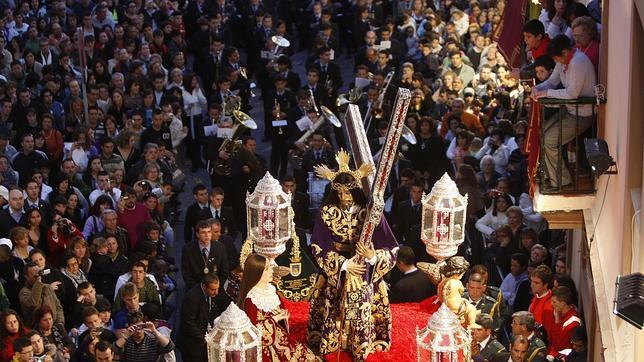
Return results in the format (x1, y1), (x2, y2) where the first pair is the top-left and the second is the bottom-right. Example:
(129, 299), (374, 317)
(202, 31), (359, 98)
(493, 0), (528, 68)
(524, 99), (542, 197)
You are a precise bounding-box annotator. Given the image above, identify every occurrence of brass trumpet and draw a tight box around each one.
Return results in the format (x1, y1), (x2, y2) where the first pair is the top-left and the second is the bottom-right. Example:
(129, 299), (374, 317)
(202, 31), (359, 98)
(274, 98), (283, 136)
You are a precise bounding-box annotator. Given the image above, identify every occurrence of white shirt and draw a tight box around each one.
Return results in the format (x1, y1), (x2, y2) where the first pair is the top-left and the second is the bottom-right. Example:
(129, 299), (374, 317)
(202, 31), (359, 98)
(478, 334), (491, 351)
(209, 205), (221, 219)
(182, 88), (208, 116)
(404, 266), (418, 275)
(89, 188), (122, 206)
(535, 50), (597, 116)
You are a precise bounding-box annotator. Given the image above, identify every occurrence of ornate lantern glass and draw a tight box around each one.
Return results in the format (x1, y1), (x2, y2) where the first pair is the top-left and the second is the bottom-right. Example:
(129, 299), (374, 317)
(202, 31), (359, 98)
(246, 172), (292, 260)
(416, 304), (472, 362)
(420, 173), (468, 262)
(206, 302), (262, 362)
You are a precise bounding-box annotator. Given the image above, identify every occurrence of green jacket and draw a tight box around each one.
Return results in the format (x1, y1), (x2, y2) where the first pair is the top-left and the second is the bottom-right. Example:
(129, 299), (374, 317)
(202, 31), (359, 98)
(113, 278), (161, 311)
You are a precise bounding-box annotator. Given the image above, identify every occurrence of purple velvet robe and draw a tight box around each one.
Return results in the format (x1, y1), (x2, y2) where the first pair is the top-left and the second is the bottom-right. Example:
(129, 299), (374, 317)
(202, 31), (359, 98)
(306, 205), (399, 359)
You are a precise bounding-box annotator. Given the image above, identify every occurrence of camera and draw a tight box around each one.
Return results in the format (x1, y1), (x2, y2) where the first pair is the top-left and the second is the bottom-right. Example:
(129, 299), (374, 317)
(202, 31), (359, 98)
(133, 324), (146, 331)
(38, 269), (51, 277)
(92, 326), (104, 333)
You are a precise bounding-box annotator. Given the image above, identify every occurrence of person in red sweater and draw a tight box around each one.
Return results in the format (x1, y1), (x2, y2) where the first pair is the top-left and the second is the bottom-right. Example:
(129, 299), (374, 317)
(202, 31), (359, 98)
(547, 286), (582, 359)
(529, 265), (555, 342)
(117, 188), (152, 251)
(0, 310), (30, 362)
(523, 19), (551, 62)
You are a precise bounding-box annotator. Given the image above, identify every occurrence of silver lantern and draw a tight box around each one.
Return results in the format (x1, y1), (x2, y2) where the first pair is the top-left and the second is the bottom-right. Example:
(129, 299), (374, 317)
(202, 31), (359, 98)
(420, 173), (468, 263)
(246, 172), (292, 261)
(205, 302), (262, 362)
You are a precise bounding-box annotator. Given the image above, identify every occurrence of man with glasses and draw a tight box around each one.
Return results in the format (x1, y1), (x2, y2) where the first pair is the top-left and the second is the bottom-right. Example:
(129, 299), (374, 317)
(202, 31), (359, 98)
(12, 338), (35, 362)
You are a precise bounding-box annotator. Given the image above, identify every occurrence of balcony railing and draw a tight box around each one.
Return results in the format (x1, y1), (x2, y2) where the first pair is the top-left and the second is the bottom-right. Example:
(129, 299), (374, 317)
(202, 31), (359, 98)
(538, 97), (600, 195)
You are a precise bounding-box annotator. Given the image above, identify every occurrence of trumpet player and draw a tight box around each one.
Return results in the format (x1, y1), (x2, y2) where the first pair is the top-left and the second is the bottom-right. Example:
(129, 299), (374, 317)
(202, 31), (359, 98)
(264, 76), (296, 178)
(311, 46), (343, 102)
(275, 56), (301, 93)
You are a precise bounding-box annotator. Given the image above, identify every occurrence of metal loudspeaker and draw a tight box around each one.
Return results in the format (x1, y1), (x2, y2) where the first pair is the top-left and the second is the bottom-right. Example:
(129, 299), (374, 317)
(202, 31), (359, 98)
(584, 138), (617, 176)
(613, 272), (644, 329)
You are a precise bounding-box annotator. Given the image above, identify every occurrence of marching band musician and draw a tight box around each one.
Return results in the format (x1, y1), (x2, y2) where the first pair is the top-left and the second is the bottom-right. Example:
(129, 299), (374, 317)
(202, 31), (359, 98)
(230, 136), (267, 234)
(264, 75), (296, 178)
(202, 103), (234, 197)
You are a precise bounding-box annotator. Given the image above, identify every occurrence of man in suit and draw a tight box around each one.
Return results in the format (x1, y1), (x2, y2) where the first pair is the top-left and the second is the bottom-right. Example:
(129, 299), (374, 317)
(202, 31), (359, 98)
(0, 188), (27, 237)
(390, 168), (417, 219)
(394, 182), (423, 244)
(472, 313), (506, 361)
(184, 185), (210, 244)
(182, 221), (229, 291)
(194, 36), (225, 99)
(177, 273), (225, 362)
(264, 76), (297, 175)
(198, 187), (237, 238)
(465, 272), (508, 333)
(281, 176), (311, 232)
(275, 56), (301, 93)
(386, 155), (413, 197)
(207, 218), (239, 272)
(491, 335), (530, 362)
(310, 46), (343, 108)
(301, 68), (327, 111)
(301, 132), (336, 182)
(389, 246), (436, 303)
(23, 179), (51, 223)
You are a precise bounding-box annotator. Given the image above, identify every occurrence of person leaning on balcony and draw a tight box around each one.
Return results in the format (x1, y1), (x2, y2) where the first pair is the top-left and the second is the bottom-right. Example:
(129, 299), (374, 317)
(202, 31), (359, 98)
(531, 35), (597, 191)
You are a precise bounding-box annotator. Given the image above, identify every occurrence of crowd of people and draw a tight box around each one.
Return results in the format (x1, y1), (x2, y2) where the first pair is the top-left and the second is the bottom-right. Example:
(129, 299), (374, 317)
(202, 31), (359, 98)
(0, 0), (602, 361)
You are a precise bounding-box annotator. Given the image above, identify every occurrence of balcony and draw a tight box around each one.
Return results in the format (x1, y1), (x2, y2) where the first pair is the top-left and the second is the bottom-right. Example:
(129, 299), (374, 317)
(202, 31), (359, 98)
(533, 97), (601, 215)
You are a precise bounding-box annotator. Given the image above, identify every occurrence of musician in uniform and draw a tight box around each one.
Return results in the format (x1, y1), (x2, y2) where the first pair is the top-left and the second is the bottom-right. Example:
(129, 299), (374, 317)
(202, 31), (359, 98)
(276, 56), (301, 93)
(264, 75), (296, 178)
(231, 136), (266, 234)
(280, 176), (311, 232)
(306, 150), (398, 361)
(471, 313), (507, 361)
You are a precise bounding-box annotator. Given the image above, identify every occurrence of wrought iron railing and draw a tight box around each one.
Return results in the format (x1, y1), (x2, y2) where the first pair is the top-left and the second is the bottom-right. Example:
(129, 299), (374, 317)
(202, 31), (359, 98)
(538, 97), (600, 195)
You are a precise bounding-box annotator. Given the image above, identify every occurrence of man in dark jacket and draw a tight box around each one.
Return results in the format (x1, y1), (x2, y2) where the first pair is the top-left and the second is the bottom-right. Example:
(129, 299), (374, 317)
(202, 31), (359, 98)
(389, 246), (436, 303)
(177, 273), (224, 362)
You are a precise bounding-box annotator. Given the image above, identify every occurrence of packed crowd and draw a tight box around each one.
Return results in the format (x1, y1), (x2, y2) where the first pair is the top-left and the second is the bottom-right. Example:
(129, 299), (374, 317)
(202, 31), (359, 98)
(0, 0), (602, 361)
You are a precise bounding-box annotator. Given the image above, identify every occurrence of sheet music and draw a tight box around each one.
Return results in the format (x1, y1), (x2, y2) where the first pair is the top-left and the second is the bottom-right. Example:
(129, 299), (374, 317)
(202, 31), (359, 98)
(296, 116), (313, 131)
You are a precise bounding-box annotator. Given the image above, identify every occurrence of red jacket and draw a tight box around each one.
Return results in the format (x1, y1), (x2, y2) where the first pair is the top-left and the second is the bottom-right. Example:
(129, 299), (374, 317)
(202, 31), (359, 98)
(0, 328), (30, 362)
(46, 226), (83, 268)
(548, 308), (582, 356)
(529, 289), (555, 341)
(117, 204), (152, 251)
